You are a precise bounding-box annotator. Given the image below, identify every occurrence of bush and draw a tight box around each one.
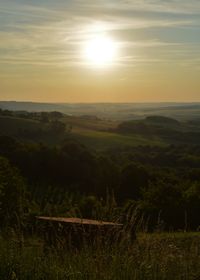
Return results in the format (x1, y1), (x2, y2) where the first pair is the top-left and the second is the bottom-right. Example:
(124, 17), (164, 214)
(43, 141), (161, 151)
(0, 156), (27, 230)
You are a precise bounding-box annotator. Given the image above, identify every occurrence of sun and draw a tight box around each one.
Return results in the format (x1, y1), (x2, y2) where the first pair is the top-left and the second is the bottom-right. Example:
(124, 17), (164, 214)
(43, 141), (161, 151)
(83, 35), (117, 67)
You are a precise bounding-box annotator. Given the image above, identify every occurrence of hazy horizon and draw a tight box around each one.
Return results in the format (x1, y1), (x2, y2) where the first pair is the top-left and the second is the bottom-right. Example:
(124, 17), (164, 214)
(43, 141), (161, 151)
(1, 100), (200, 105)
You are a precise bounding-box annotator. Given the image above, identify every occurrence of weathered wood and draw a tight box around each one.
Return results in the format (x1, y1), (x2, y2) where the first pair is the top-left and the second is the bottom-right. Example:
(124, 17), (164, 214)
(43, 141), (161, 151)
(36, 216), (125, 249)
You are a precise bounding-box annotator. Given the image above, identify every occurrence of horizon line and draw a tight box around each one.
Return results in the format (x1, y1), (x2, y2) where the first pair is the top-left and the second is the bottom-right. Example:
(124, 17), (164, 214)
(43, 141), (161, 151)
(1, 100), (200, 105)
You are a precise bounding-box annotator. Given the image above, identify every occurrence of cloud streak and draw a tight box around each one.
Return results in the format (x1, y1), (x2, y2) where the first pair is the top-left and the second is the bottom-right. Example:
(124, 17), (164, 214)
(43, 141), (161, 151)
(0, 0), (200, 71)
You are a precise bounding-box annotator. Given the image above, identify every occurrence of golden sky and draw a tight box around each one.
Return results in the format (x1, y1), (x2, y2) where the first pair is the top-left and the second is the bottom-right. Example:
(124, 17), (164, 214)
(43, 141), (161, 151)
(1, 0), (200, 102)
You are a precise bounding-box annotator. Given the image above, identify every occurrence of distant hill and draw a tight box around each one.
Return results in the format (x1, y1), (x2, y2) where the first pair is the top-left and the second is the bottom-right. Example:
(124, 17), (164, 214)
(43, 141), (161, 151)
(1, 108), (200, 149)
(1, 101), (200, 121)
(118, 116), (180, 135)
(145, 116), (180, 125)
(117, 115), (200, 145)
(0, 114), (68, 145)
(0, 115), (46, 136)
(0, 101), (66, 112)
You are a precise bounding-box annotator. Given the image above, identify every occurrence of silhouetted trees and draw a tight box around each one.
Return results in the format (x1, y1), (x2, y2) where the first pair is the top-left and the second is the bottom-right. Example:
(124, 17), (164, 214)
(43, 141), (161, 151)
(0, 156), (27, 228)
(119, 163), (149, 201)
(0, 134), (200, 230)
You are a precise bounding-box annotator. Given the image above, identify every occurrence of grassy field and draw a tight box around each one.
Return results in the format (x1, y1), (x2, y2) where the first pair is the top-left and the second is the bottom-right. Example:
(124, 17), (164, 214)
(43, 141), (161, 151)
(61, 115), (166, 150)
(62, 115), (118, 131)
(72, 128), (165, 151)
(0, 115), (165, 149)
(0, 232), (199, 279)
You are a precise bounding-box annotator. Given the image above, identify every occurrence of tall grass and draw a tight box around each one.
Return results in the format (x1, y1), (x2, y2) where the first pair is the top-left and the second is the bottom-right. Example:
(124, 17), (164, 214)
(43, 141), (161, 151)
(0, 231), (199, 280)
(1, 203), (200, 279)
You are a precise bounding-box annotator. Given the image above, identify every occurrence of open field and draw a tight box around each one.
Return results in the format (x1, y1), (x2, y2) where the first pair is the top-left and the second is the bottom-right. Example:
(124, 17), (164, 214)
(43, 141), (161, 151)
(72, 128), (164, 150)
(0, 115), (166, 149)
(62, 115), (118, 131)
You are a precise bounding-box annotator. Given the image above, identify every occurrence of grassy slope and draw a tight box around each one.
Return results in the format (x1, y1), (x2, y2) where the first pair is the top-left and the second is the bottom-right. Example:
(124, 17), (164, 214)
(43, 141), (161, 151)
(61, 116), (165, 150)
(0, 115), (165, 149)
(72, 129), (164, 151)
(0, 116), (44, 135)
(62, 115), (118, 131)
(0, 116), (65, 145)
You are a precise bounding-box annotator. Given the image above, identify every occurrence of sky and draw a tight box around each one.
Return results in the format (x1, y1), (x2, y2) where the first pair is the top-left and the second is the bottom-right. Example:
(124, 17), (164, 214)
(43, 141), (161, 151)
(0, 0), (200, 103)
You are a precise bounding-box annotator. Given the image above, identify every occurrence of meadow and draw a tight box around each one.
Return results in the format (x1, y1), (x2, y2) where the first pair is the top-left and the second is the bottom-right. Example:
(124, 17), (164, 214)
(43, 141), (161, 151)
(0, 114), (168, 149)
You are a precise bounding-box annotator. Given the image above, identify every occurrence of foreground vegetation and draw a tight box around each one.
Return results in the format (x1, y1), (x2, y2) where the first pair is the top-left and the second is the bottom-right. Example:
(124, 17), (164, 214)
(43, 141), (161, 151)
(0, 232), (200, 280)
(0, 108), (200, 279)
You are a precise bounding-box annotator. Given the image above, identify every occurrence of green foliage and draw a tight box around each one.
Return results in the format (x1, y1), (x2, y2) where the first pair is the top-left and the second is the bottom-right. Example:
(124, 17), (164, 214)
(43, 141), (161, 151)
(48, 120), (66, 134)
(119, 163), (149, 201)
(0, 109), (200, 278)
(183, 182), (200, 229)
(0, 134), (200, 230)
(1, 107), (200, 231)
(117, 117), (200, 145)
(145, 115), (180, 125)
(49, 111), (63, 120)
(0, 157), (27, 229)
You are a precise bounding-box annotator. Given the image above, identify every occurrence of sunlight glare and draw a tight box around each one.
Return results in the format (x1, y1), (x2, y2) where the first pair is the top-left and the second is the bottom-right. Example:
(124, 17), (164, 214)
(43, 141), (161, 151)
(83, 35), (117, 68)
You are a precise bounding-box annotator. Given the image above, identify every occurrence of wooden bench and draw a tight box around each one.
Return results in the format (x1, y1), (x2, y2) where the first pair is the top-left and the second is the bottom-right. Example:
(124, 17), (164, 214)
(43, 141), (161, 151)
(36, 216), (125, 249)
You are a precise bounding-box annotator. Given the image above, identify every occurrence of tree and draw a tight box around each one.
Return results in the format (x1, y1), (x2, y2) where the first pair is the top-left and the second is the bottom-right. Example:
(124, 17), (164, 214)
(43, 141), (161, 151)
(118, 163), (149, 202)
(40, 112), (49, 123)
(49, 111), (63, 120)
(0, 156), (27, 229)
(183, 182), (200, 229)
(142, 180), (184, 229)
(49, 120), (66, 134)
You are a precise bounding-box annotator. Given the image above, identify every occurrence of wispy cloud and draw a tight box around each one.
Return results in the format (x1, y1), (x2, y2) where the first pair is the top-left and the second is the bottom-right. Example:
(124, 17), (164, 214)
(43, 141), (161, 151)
(98, 0), (200, 15)
(0, 0), (200, 70)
